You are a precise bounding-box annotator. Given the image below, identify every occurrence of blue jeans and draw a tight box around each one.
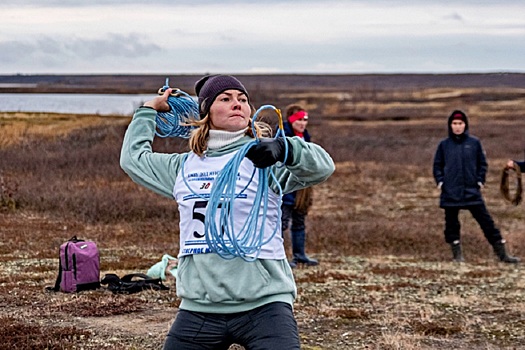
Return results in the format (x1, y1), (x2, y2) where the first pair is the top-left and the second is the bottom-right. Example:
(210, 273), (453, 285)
(163, 302), (300, 350)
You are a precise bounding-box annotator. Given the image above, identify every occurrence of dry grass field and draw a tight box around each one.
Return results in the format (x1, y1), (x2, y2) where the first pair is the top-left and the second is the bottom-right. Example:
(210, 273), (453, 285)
(1, 76), (525, 349)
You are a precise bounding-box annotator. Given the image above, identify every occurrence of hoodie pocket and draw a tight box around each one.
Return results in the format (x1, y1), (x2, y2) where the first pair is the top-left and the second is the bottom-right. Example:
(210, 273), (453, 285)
(177, 254), (271, 303)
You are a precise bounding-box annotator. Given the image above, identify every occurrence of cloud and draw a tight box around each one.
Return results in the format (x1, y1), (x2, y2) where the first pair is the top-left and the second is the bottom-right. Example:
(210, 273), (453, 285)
(0, 0), (316, 5)
(66, 34), (162, 59)
(0, 0), (524, 74)
(444, 12), (464, 22)
(0, 34), (161, 64)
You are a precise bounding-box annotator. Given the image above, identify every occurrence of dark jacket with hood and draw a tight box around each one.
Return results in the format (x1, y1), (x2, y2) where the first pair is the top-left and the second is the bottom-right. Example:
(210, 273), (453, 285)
(282, 121), (311, 206)
(433, 110), (488, 208)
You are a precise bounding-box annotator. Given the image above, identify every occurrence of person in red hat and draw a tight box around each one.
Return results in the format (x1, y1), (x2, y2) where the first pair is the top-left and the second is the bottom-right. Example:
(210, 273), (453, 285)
(433, 110), (519, 263)
(281, 104), (319, 268)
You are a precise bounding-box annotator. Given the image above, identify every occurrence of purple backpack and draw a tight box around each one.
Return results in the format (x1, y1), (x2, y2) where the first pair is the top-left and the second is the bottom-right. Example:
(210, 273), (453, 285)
(48, 236), (100, 293)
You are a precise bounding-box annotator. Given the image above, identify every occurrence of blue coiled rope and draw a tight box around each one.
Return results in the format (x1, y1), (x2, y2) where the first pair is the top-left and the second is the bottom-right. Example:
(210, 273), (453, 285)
(180, 105), (288, 261)
(155, 78), (199, 139)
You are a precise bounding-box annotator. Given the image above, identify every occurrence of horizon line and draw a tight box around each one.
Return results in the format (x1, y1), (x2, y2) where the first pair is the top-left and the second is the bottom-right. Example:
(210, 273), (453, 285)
(2, 71), (525, 77)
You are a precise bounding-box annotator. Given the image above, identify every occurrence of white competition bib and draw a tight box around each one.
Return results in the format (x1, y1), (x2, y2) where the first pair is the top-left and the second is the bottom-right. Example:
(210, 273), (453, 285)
(174, 152), (285, 259)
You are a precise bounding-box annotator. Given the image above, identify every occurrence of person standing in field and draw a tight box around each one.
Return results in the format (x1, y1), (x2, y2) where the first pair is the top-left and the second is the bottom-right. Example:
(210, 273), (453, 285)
(281, 104), (319, 268)
(120, 74), (335, 349)
(432, 110), (519, 263)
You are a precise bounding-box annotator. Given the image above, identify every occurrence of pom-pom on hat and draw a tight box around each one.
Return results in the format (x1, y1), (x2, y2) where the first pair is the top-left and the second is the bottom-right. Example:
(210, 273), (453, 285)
(194, 75), (249, 118)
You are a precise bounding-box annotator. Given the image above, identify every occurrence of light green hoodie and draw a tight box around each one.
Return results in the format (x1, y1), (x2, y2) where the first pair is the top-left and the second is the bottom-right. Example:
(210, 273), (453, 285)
(120, 107), (335, 313)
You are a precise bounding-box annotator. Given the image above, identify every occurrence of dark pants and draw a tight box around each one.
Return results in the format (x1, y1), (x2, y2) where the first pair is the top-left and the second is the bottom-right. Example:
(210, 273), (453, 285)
(281, 204), (305, 232)
(443, 204), (502, 245)
(163, 302), (300, 350)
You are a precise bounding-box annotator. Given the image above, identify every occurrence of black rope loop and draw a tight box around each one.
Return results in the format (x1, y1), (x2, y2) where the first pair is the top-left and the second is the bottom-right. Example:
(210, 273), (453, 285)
(500, 163), (523, 206)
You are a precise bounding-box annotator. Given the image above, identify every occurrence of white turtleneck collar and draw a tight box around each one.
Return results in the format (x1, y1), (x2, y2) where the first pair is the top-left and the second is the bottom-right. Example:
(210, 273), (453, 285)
(207, 128), (248, 150)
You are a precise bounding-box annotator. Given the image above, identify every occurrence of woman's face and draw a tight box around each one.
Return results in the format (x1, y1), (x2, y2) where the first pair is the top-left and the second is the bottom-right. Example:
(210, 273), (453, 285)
(209, 90), (251, 131)
(291, 116), (308, 134)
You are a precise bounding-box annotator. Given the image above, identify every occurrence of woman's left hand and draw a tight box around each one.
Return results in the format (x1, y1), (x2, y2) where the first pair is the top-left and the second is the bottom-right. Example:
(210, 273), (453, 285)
(246, 138), (293, 168)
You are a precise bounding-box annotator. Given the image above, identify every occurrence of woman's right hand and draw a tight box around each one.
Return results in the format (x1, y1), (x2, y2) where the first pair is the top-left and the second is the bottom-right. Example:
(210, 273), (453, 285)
(142, 88), (172, 112)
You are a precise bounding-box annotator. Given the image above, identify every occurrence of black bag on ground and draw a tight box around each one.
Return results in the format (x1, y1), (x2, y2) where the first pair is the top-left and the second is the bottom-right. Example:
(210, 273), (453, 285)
(100, 273), (169, 294)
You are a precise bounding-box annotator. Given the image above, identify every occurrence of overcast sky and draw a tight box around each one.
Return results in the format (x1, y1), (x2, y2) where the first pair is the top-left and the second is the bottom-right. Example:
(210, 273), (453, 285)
(1, 0), (524, 75)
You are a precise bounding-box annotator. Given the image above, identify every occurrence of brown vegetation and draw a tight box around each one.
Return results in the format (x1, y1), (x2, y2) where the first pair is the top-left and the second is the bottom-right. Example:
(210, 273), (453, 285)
(1, 78), (525, 349)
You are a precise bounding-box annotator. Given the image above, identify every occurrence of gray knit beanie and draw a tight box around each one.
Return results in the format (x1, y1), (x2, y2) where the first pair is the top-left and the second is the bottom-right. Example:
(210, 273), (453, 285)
(194, 75), (249, 118)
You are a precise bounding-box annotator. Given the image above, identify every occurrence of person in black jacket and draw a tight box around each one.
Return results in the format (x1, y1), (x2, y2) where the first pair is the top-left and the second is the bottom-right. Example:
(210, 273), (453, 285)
(433, 110), (519, 263)
(281, 104), (318, 268)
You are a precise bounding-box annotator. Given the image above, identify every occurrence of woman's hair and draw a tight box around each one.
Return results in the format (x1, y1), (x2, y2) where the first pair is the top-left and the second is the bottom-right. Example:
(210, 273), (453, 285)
(285, 104), (305, 119)
(188, 104), (273, 156)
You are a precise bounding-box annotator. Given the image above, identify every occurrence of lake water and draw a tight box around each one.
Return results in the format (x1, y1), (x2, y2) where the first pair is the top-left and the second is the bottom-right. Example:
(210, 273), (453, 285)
(0, 93), (158, 116)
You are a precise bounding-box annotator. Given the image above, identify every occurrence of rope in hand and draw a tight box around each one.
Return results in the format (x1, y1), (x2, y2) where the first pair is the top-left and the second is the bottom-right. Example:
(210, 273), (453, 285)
(500, 162), (523, 206)
(181, 105), (287, 261)
(154, 78), (199, 139)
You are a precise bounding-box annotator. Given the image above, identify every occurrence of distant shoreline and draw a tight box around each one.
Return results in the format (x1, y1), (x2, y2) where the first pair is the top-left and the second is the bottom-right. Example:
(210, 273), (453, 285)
(1, 73), (525, 95)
